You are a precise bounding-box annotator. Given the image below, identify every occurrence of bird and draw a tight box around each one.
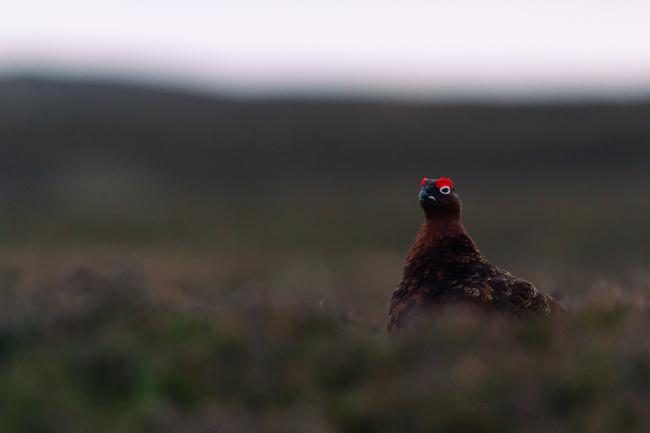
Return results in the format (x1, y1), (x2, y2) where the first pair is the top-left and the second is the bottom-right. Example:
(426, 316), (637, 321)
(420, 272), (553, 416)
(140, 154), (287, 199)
(388, 177), (567, 332)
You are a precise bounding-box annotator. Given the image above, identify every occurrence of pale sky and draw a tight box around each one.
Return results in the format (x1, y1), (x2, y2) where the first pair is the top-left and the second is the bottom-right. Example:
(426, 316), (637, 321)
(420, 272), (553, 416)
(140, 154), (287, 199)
(2, 0), (650, 98)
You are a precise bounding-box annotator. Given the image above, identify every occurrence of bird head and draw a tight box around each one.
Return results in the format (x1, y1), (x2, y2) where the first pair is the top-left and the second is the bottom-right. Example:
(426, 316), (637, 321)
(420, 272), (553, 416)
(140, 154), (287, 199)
(419, 177), (461, 217)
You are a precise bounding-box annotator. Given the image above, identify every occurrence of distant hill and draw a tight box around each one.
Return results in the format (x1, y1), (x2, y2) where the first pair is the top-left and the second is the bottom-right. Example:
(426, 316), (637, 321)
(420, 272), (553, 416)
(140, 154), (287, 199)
(1, 76), (648, 189)
(0, 76), (648, 261)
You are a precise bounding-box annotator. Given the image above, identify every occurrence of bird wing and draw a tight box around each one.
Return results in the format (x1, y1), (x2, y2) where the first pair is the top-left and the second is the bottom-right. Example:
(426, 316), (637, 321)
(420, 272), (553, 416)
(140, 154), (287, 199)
(489, 273), (567, 318)
(388, 263), (568, 332)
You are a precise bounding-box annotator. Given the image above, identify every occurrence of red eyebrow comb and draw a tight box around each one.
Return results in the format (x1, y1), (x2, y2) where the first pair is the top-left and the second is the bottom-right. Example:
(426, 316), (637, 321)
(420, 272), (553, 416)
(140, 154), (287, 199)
(420, 177), (429, 186)
(435, 177), (453, 189)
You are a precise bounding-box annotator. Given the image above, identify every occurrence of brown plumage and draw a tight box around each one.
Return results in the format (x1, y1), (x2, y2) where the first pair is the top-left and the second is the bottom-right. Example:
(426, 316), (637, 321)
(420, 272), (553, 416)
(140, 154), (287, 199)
(388, 177), (567, 332)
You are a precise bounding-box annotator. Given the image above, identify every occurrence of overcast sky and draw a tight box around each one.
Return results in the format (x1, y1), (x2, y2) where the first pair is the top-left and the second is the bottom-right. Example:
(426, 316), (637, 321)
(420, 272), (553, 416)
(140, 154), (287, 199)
(2, 0), (650, 98)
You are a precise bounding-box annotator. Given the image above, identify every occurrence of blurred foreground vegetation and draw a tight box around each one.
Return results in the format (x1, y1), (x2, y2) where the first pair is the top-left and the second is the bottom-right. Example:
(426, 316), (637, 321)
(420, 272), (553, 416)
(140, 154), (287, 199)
(0, 251), (648, 433)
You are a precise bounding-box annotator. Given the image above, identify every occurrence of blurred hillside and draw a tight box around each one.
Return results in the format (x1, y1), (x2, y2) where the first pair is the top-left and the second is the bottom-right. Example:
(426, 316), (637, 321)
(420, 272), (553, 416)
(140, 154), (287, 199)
(0, 76), (648, 269)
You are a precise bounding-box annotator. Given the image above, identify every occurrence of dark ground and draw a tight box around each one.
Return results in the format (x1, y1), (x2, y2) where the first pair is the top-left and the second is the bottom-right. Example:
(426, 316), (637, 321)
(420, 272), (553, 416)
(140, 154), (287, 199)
(0, 76), (648, 432)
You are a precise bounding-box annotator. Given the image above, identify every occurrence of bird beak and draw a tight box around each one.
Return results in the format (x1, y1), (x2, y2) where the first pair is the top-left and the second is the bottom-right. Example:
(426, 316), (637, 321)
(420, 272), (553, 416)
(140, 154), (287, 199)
(419, 190), (436, 202)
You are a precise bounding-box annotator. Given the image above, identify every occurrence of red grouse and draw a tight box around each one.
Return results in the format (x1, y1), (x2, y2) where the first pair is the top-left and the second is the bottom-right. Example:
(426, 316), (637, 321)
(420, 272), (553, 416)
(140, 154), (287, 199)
(388, 177), (567, 331)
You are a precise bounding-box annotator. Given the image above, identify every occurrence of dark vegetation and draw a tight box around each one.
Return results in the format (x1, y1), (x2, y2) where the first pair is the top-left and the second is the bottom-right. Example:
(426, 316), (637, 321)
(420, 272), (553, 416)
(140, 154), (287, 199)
(0, 76), (648, 432)
(0, 258), (648, 433)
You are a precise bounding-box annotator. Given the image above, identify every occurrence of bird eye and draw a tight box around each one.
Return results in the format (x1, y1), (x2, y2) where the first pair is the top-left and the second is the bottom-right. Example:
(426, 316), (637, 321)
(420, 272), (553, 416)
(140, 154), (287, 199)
(439, 186), (451, 195)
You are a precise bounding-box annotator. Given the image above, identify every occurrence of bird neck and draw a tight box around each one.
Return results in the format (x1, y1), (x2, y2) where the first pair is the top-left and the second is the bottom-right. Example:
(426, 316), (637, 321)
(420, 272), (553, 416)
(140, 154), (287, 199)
(406, 214), (479, 263)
